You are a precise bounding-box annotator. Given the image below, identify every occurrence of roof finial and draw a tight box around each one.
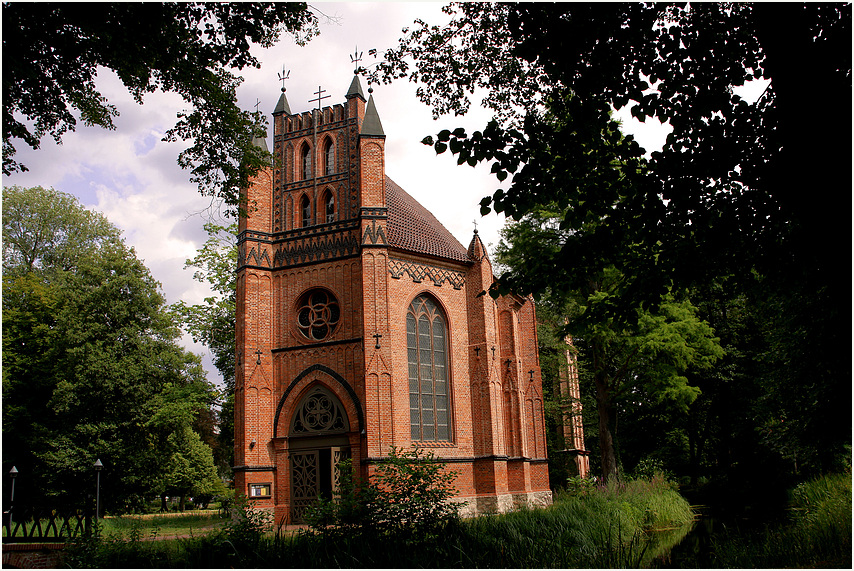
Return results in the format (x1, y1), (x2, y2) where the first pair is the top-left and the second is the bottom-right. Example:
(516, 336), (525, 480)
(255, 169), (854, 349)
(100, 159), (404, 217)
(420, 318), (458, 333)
(278, 65), (290, 93)
(473, 219), (479, 234)
(350, 45), (364, 74)
(254, 98), (261, 114)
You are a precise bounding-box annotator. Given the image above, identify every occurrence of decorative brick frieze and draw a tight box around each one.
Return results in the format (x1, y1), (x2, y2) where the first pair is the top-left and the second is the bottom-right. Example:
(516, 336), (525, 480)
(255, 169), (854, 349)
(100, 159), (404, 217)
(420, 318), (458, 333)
(273, 230), (360, 267)
(388, 258), (466, 289)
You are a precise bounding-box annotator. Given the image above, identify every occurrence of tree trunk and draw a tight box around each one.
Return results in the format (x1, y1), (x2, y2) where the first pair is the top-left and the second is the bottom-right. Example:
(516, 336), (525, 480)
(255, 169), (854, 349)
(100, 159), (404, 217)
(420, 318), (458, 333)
(592, 336), (618, 482)
(594, 375), (618, 482)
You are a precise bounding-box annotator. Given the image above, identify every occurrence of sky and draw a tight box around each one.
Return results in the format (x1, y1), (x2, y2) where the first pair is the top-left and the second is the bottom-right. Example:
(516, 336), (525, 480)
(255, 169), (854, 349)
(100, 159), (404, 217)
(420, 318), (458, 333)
(2, 2), (676, 386)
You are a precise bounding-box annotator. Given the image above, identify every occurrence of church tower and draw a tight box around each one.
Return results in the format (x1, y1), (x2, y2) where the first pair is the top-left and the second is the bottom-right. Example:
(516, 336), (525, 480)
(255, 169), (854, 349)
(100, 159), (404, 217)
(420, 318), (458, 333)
(235, 72), (554, 526)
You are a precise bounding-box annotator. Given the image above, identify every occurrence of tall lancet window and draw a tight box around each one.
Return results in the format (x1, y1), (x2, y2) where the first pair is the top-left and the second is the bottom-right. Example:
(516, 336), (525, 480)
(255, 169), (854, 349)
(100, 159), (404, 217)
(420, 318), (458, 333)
(301, 144), (312, 180)
(300, 194), (311, 227)
(407, 294), (451, 442)
(323, 190), (335, 223)
(324, 139), (335, 176)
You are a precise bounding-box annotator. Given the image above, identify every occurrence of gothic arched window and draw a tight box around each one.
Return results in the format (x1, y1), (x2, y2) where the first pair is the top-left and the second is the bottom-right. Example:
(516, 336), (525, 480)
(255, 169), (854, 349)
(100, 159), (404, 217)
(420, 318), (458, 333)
(301, 144), (312, 180)
(323, 190), (335, 223)
(324, 139), (335, 176)
(300, 194), (312, 227)
(407, 294), (451, 441)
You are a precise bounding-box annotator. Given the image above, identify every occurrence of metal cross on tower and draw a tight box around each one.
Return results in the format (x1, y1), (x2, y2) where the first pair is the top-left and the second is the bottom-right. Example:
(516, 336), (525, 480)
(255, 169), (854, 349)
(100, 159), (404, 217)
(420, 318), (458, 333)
(254, 98), (261, 114)
(309, 85), (330, 110)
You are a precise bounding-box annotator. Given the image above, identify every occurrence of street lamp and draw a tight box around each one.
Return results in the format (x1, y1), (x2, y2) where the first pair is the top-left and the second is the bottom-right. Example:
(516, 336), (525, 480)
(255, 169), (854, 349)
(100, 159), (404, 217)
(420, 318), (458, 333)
(93, 459), (103, 522)
(8, 466), (17, 533)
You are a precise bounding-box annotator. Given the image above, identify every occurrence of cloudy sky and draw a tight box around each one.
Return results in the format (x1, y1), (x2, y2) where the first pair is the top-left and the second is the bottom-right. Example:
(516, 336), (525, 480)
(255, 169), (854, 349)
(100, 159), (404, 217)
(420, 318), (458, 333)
(3, 2), (674, 385)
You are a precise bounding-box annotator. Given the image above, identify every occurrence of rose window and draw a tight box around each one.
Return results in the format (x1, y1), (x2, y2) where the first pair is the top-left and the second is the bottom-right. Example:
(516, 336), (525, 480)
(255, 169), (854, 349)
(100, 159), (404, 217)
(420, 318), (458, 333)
(297, 289), (340, 341)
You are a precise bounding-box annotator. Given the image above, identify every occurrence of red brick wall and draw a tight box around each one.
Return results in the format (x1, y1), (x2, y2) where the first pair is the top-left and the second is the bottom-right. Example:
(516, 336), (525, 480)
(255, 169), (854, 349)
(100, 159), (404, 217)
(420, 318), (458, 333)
(237, 81), (551, 520)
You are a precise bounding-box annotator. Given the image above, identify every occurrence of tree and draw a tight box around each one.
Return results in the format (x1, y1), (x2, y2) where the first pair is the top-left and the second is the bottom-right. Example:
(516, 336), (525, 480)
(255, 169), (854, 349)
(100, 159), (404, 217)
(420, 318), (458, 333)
(2, 3), (318, 214)
(170, 222), (237, 477)
(2, 185), (123, 275)
(2, 185), (218, 512)
(496, 210), (723, 481)
(370, 2), (850, 474)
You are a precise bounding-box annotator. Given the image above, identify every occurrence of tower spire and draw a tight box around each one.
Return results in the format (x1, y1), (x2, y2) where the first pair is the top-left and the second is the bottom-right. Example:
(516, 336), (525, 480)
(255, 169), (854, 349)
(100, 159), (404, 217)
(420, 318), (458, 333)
(274, 64), (291, 115)
(361, 92), (385, 137)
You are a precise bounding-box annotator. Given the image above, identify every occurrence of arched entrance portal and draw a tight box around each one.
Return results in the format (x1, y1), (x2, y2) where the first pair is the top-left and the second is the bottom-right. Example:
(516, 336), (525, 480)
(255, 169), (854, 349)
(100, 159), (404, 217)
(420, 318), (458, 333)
(288, 385), (350, 522)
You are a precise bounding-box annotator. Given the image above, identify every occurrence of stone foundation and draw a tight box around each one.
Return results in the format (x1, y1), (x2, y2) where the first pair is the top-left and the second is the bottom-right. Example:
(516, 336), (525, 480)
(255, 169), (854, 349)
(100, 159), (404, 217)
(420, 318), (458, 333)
(455, 489), (553, 518)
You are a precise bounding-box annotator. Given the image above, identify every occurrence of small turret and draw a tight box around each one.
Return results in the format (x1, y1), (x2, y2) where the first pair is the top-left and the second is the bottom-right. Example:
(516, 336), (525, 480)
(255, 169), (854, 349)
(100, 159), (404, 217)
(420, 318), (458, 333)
(361, 94), (385, 137)
(273, 89), (292, 115)
(468, 228), (488, 261)
(346, 75), (367, 101)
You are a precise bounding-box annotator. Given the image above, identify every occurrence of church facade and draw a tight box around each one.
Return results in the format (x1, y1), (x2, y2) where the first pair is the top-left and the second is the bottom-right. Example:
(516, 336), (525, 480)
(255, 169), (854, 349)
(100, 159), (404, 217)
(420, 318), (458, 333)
(234, 76), (553, 525)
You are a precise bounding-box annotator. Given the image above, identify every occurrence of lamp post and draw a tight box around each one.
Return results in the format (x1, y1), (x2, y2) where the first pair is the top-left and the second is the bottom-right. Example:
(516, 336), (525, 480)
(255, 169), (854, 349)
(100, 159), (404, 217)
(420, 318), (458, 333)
(8, 466), (17, 533)
(93, 459), (103, 522)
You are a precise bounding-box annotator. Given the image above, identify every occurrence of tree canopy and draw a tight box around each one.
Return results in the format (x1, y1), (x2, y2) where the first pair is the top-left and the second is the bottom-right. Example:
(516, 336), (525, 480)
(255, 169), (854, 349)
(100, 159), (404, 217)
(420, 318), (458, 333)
(370, 2), (850, 480)
(496, 208), (723, 480)
(2, 185), (219, 512)
(369, 2), (850, 303)
(2, 3), (318, 214)
(170, 222), (238, 476)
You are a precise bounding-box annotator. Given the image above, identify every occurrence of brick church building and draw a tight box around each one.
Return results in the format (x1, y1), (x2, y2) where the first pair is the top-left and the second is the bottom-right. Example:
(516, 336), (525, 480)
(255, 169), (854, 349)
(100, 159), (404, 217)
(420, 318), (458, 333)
(233, 74), (559, 525)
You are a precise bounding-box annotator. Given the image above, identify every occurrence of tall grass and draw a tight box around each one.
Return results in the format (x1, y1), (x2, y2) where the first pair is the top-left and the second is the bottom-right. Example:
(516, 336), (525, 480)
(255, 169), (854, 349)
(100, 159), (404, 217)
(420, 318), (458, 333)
(705, 472), (852, 568)
(63, 475), (695, 568)
(452, 475), (694, 568)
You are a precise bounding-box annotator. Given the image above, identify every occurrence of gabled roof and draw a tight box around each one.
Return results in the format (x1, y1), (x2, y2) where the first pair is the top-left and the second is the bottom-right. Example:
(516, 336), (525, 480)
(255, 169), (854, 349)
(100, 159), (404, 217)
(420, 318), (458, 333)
(385, 176), (470, 263)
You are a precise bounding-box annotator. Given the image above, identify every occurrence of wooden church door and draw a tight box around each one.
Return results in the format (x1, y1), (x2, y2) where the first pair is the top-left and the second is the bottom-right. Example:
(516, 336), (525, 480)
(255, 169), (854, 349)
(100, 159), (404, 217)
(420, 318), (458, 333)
(288, 385), (351, 522)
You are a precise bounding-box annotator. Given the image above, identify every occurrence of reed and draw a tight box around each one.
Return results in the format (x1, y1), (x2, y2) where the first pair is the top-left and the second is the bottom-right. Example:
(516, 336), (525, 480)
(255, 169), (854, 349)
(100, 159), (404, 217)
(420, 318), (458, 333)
(705, 471), (851, 568)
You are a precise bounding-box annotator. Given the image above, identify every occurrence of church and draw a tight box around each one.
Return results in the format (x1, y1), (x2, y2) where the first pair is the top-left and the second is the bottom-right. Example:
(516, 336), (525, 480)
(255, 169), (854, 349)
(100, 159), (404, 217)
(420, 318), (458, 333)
(233, 73), (557, 525)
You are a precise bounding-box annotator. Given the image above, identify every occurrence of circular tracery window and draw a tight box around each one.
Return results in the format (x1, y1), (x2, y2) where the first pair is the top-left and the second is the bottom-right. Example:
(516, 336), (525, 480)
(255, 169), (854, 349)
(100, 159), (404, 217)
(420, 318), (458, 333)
(296, 289), (340, 341)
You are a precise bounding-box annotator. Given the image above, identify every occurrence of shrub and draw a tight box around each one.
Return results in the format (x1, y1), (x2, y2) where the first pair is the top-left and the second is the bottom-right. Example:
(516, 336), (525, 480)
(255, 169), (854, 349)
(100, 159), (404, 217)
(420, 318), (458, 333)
(223, 494), (273, 546)
(565, 475), (597, 497)
(305, 446), (460, 542)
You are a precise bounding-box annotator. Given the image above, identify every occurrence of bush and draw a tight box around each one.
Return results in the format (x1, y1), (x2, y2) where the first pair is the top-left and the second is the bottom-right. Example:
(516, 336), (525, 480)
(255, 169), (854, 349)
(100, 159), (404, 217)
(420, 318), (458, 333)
(565, 475), (597, 497)
(304, 446), (460, 542)
(223, 494), (273, 547)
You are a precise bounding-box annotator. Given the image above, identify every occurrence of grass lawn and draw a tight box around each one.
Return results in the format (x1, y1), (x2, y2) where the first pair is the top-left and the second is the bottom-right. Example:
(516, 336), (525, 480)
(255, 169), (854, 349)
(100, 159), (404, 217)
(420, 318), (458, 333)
(100, 511), (228, 539)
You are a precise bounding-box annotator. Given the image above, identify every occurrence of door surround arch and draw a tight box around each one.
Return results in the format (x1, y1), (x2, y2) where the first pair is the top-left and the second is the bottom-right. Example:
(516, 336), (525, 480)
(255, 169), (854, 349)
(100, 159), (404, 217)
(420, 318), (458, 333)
(272, 364), (364, 439)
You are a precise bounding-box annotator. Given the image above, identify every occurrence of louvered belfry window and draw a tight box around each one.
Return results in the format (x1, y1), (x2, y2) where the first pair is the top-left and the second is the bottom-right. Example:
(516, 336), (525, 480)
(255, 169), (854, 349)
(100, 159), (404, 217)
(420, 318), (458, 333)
(300, 195), (311, 227)
(407, 294), (451, 441)
(301, 144), (312, 180)
(324, 139), (335, 175)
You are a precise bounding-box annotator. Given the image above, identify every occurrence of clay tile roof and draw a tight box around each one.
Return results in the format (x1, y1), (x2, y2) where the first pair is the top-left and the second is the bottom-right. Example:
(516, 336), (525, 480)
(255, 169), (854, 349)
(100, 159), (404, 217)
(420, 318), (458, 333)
(385, 176), (470, 263)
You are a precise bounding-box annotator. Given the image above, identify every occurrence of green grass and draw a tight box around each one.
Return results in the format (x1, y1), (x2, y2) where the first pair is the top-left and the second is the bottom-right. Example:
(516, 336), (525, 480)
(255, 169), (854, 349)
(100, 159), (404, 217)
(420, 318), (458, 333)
(100, 512), (228, 539)
(62, 475), (695, 568)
